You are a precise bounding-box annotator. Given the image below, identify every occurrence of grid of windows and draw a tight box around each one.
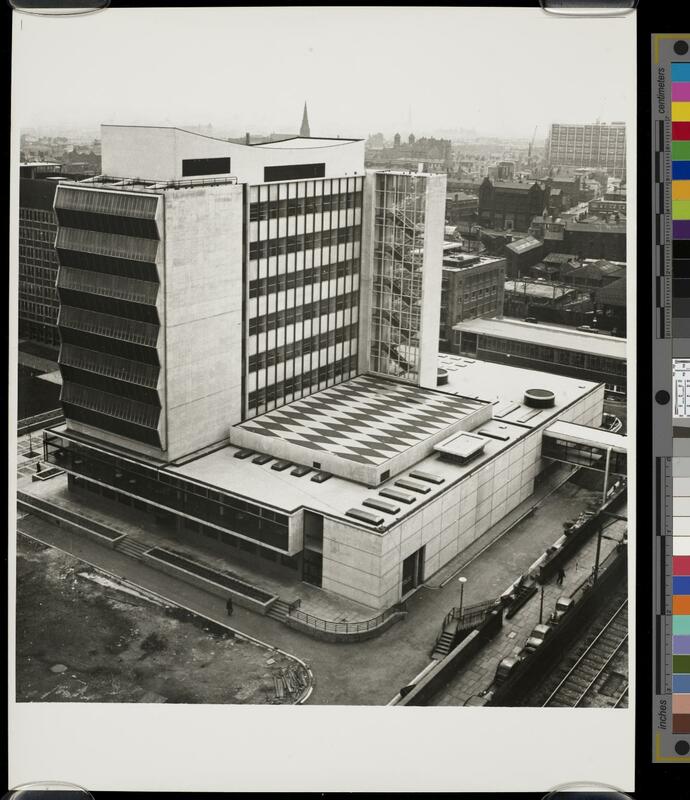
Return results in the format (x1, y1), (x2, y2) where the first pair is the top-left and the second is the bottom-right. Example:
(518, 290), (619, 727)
(248, 257), (358, 298)
(18, 205), (60, 345)
(247, 290), (358, 336)
(249, 190), (362, 221)
(458, 332), (627, 386)
(248, 225), (360, 260)
(439, 264), (505, 345)
(548, 123), (626, 178)
(369, 173), (427, 383)
(246, 176), (363, 418)
(45, 434), (291, 551)
(247, 354), (358, 409)
(248, 322), (359, 372)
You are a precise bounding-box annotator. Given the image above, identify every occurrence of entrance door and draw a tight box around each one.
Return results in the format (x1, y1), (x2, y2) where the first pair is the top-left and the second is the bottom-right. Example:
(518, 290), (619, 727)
(401, 545), (426, 596)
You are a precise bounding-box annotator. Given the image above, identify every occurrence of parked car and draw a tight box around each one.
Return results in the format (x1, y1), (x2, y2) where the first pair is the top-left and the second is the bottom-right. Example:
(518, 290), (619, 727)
(577, 325), (599, 333)
(550, 595), (575, 623)
(494, 655), (521, 686)
(464, 693), (491, 706)
(524, 623), (552, 652)
(524, 316), (538, 323)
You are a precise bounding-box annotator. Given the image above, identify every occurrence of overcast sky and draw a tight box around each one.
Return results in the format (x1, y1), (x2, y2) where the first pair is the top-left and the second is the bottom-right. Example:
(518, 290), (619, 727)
(12, 6), (635, 140)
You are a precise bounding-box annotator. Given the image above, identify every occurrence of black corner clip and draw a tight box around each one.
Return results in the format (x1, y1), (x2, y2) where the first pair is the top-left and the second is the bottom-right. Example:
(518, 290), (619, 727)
(9, 0), (109, 15)
(542, 783), (633, 800)
(540, 0), (637, 16)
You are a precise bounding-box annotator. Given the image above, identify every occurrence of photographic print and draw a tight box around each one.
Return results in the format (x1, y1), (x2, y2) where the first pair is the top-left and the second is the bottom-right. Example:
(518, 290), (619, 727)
(9, 4), (636, 792)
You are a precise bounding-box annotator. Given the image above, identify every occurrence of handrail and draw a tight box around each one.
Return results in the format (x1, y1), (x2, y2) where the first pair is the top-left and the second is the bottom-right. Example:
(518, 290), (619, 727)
(18, 408), (64, 434)
(287, 601), (406, 634)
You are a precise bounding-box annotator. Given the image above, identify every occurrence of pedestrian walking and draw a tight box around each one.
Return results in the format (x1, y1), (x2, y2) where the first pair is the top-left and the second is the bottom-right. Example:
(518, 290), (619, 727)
(226, 597), (234, 616)
(556, 567), (565, 586)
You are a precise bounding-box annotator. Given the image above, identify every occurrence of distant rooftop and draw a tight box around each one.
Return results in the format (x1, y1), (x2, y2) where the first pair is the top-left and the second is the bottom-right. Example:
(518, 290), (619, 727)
(504, 280), (577, 300)
(443, 253), (504, 272)
(453, 317), (627, 360)
(505, 236), (542, 255)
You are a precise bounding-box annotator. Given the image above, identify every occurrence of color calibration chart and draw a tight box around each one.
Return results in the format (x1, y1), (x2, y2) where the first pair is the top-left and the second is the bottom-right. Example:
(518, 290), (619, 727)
(653, 34), (690, 763)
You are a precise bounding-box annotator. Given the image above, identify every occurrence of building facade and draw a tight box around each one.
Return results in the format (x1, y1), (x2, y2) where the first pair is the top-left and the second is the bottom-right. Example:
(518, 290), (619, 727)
(19, 177), (61, 346)
(477, 178), (547, 232)
(439, 254), (506, 351)
(547, 122), (626, 179)
(40, 124), (614, 611)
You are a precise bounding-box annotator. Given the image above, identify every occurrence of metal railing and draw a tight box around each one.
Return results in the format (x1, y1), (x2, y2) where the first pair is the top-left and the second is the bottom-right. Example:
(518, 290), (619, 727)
(18, 408), (64, 436)
(442, 598), (502, 632)
(287, 601), (406, 635)
(83, 175), (239, 191)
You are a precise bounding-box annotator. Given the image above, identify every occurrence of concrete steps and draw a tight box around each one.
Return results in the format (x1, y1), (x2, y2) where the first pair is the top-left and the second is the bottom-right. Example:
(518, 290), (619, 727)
(115, 537), (151, 560)
(432, 630), (456, 660)
(266, 599), (292, 622)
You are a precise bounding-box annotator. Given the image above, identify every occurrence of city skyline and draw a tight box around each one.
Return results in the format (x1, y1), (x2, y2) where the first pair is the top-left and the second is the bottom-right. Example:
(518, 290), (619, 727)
(13, 7), (634, 139)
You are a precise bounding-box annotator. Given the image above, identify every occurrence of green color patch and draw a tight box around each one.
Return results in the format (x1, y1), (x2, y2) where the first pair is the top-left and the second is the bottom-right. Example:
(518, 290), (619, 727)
(673, 200), (690, 220)
(673, 142), (690, 161)
(674, 654), (690, 674)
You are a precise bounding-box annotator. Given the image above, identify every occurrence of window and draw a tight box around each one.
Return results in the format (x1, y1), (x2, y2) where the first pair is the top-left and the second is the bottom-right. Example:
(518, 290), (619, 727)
(181, 157), (231, 177)
(264, 163), (326, 182)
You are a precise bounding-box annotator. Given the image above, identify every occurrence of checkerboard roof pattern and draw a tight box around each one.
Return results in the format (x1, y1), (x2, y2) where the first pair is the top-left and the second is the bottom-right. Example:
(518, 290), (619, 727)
(237, 376), (487, 466)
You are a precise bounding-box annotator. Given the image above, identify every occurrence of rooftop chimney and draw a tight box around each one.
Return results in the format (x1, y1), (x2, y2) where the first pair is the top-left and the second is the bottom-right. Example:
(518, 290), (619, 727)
(245, 132), (251, 145)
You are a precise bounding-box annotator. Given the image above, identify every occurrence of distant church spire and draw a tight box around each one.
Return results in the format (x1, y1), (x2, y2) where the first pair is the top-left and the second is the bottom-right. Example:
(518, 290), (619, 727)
(300, 102), (311, 138)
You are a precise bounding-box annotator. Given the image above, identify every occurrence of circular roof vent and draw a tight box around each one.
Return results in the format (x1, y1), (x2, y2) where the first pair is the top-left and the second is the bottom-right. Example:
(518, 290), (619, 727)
(437, 368), (449, 386)
(524, 388), (555, 408)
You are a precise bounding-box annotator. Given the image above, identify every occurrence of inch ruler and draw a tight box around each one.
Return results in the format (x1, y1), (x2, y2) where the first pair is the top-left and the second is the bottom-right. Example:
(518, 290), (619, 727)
(652, 33), (690, 764)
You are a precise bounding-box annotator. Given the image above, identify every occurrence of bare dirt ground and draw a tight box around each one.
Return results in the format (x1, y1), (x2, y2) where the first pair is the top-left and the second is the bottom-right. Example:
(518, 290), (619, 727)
(15, 535), (307, 704)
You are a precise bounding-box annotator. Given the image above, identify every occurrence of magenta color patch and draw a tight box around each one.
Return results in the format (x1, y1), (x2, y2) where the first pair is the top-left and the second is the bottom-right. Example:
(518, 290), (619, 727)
(673, 83), (690, 102)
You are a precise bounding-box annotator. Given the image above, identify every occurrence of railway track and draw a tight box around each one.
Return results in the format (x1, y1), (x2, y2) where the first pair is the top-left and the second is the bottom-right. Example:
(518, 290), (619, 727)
(542, 598), (628, 708)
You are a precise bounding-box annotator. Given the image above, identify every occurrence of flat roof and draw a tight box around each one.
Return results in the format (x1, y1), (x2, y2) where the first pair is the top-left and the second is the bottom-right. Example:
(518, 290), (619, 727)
(452, 318), (627, 360)
(443, 254), (504, 272)
(233, 374), (488, 469)
(544, 420), (627, 454)
(504, 280), (576, 299)
(166, 362), (599, 529)
(439, 354), (601, 429)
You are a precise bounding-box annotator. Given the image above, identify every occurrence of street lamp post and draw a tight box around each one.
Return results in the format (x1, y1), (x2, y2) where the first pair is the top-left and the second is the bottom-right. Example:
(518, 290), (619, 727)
(458, 576), (468, 618)
(539, 585), (545, 624)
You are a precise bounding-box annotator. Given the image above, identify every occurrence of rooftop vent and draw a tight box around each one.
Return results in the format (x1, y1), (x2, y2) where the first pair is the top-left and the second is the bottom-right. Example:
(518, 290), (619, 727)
(437, 368), (449, 386)
(524, 388), (555, 409)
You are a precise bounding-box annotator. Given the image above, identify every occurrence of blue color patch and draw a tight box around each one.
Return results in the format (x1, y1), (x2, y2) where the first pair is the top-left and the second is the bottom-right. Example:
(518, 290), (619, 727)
(673, 674), (690, 692)
(673, 63), (690, 83)
(673, 162), (690, 180)
(674, 576), (690, 595)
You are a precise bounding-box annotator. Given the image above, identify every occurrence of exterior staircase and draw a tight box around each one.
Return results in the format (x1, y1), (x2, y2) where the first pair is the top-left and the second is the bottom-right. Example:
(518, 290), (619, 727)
(115, 537), (151, 560)
(266, 599), (292, 622)
(431, 629), (456, 660)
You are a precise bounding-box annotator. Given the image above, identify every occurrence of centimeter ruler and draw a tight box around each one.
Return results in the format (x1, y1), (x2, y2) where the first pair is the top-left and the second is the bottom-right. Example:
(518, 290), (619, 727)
(652, 33), (690, 764)
(655, 116), (673, 340)
(655, 457), (674, 693)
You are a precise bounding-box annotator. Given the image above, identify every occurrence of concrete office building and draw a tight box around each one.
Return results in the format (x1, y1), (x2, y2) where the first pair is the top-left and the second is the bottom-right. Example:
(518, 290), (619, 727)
(453, 317), (627, 394)
(44, 124), (614, 610)
(439, 253), (506, 351)
(19, 163), (70, 347)
(547, 122), (626, 179)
